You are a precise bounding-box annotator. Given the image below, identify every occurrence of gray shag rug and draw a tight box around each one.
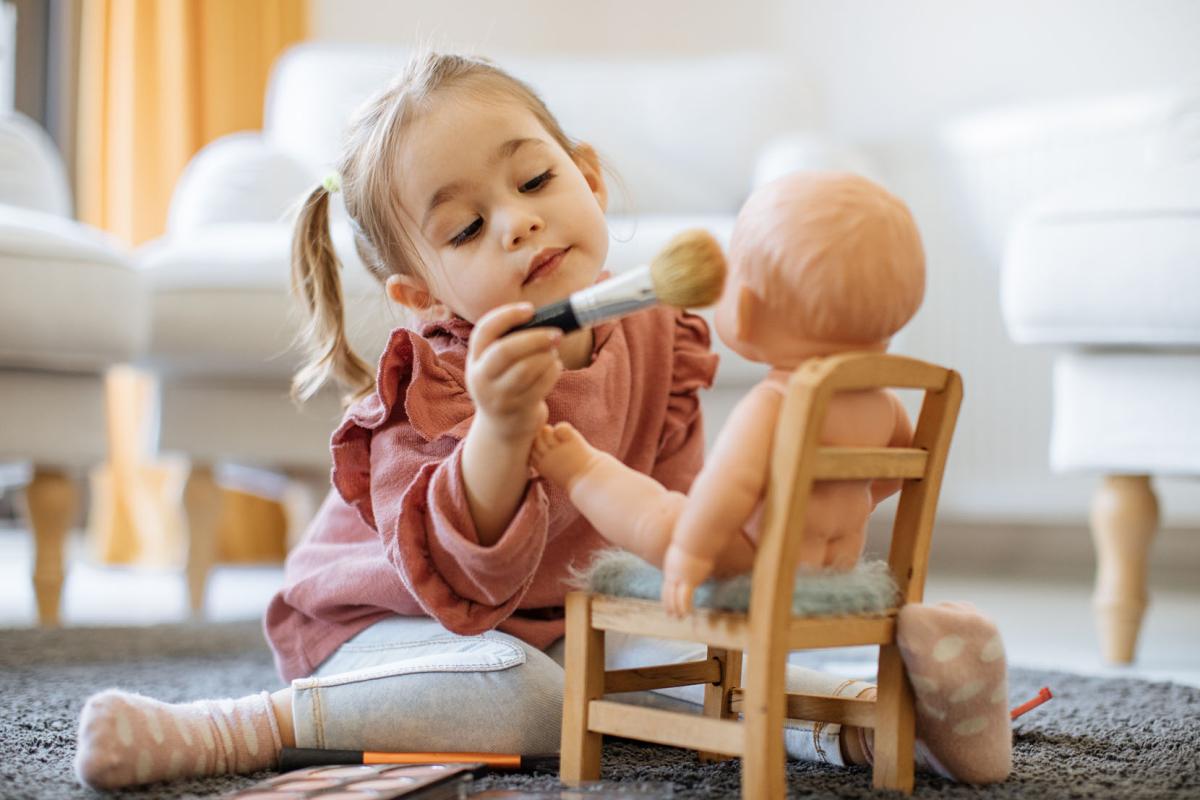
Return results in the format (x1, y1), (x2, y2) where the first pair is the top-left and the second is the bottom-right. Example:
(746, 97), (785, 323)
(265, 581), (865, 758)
(2, 621), (1198, 799)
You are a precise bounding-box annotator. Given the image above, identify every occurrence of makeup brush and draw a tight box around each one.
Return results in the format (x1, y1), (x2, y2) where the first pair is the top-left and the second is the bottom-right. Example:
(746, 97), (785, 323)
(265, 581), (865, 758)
(511, 228), (726, 334)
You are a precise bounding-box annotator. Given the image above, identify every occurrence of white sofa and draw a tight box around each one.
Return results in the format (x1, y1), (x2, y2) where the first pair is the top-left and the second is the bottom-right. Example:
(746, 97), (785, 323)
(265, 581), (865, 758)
(946, 90), (1200, 663)
(0, 113), (146, 625)
(139, 43), (850, 614)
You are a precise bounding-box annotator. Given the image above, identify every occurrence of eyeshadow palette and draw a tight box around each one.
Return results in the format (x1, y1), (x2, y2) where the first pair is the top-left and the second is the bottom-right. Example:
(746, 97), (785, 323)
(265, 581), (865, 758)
(228, 763), (478, 799)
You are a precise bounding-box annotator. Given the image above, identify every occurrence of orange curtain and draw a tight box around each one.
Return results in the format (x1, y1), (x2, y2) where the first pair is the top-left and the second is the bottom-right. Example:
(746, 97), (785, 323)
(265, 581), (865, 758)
(77, 0), (308, 246)
(77, 0), (307, 566)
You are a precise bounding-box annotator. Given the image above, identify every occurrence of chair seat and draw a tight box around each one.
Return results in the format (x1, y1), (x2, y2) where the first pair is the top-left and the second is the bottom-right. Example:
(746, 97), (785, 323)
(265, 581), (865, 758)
(584, 593), (897, 651)
(580, 548), (899, 616)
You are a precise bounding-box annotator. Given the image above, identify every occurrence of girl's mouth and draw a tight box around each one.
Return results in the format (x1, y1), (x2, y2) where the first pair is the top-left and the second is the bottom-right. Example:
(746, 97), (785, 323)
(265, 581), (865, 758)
(524, 247), (570, 285)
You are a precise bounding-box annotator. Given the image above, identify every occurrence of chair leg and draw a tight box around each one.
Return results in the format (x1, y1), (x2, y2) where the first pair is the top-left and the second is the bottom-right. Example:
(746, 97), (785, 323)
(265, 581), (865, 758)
(699, 647), (742, 763)
(184, 463), (221, 618)
(872, 643), (915, 793)
(742, 647), (787, 800)
(1090, 474), (1158, 664)
(560, 592), (605, 784)
(23, 468), (77, 627)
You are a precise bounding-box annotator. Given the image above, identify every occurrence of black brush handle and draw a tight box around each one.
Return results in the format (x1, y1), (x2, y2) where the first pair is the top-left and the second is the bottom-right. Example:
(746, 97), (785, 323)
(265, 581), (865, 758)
(279, 747), (363, 772)
(509, 298), (580, 334)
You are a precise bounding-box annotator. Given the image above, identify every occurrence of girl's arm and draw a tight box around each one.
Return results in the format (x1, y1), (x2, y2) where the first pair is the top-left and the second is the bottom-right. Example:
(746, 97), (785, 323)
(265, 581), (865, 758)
(662, 383), (781, 613)
(461, 303), (564, 546)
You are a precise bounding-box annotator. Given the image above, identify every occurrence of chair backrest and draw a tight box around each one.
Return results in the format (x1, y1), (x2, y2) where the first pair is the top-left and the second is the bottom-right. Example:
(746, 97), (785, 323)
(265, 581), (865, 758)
(748, 353), (963, 631)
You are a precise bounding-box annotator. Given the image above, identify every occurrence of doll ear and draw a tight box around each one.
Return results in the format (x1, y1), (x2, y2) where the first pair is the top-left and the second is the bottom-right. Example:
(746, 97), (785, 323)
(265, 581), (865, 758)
(734, 284), (761, 344)
(385, 274), (435, 310)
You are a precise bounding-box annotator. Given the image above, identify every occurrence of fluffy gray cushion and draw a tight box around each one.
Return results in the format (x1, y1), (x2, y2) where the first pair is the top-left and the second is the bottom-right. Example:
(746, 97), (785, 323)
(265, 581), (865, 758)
(575, 549), (899, 615)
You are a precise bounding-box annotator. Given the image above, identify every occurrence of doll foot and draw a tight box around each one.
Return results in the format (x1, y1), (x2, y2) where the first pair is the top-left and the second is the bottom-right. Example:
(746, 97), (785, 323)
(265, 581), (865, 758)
(531, 422), (601, 492)
(896, 602), (1012, 784)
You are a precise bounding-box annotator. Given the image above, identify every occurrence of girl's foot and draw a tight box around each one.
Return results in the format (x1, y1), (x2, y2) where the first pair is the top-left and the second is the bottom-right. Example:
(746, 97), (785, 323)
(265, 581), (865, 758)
(531, 422), (601, 491)
(896, 602), (1012, 784)
(841, 605), (1011, 784)
(75, 689), (283, 789)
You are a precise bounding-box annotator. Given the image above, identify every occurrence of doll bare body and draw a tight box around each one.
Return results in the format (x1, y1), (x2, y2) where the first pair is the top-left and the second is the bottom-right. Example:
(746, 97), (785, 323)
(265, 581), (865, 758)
(533, 172), (925, 615)
(533, 368), (912, 615)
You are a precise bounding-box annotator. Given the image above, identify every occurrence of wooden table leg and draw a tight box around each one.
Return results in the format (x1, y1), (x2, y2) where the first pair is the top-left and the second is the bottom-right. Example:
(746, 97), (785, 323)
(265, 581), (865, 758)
(1090, 474), (1158, 664)
(24, 468), (78, 627)
(184, 463), (221, 618)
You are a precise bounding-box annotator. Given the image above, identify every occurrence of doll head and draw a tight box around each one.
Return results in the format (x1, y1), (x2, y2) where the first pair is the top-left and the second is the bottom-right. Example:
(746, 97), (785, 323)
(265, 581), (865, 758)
(715, 171), (925, 368)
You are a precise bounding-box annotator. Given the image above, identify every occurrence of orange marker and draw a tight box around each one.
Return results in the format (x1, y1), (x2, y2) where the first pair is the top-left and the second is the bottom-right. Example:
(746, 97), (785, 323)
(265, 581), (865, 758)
(279, 747), (558, 774)
(1010, 686), (1053, 720)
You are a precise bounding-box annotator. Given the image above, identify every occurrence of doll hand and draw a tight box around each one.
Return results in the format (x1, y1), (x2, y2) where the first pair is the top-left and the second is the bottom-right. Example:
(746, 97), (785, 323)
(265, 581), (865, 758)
(466, 303), (563, 443)
(661, 543), (715, 617)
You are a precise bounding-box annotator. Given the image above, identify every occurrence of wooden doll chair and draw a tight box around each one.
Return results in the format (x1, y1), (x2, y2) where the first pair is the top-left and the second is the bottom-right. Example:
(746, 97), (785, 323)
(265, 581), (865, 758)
(559, 353), (963, 798)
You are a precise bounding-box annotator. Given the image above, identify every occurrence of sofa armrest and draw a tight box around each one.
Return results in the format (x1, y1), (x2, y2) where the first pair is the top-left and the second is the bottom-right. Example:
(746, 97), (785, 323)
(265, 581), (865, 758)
(0, 113), (73, 218)
(752, 133), (878, 188)
(167, 132), (318, 234)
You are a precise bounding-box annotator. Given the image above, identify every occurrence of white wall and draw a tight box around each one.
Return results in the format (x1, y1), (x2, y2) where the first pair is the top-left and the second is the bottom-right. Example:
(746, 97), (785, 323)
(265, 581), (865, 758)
(309, 0), (1200, 526)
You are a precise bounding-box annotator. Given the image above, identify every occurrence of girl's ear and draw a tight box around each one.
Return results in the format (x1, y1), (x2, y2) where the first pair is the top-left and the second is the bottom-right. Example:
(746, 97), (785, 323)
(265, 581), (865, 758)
(385, 274), (436, 310)
(572, 142), (608, 213)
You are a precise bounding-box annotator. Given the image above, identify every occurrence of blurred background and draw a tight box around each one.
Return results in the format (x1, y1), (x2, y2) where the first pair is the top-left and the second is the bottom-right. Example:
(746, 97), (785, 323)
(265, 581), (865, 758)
(1, 0), (1196, 681)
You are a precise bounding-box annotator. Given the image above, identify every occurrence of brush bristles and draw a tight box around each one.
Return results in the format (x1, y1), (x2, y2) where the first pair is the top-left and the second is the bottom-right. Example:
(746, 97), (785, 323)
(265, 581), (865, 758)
(648, 229), (727, 308)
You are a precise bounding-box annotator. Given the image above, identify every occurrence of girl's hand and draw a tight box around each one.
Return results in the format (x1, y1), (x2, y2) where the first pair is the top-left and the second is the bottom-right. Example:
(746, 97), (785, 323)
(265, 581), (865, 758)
(466, 302), (563, 443)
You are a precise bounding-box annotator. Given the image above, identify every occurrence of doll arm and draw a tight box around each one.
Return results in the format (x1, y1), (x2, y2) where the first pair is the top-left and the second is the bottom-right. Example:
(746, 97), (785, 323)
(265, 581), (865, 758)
(869, 390), (915, 507)
(662, 384), (781, 613)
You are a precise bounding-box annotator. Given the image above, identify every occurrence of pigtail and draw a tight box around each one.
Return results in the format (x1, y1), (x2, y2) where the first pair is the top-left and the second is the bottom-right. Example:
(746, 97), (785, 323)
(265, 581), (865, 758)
(290, 184), (376, 405)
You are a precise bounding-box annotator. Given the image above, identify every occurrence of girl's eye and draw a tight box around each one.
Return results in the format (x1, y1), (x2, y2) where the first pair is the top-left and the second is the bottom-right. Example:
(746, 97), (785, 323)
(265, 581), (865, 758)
(520, 170), (554, 193)
(450, 217), (483, 247)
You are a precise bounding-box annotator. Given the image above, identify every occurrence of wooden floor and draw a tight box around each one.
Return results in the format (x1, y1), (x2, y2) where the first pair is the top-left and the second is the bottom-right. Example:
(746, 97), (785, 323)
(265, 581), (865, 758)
(1, 525), (1197, 688)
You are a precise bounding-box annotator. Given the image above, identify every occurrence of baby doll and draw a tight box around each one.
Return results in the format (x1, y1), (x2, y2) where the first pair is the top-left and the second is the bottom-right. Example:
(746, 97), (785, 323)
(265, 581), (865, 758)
(534, 173), (1014, 785)
(532, 171), (925, 616)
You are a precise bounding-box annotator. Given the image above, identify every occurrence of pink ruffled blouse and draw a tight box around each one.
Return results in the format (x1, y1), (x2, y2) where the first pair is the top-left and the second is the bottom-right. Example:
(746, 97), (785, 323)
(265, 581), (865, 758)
(264, 306), (718, 682)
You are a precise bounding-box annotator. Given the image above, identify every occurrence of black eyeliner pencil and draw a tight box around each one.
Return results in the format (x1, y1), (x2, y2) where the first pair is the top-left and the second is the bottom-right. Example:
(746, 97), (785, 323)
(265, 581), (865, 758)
(278, 746), (559, 774)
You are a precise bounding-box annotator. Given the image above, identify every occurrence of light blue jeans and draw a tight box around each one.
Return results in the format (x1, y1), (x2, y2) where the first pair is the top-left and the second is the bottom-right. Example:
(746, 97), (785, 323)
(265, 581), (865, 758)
(290, 615), (871, 765)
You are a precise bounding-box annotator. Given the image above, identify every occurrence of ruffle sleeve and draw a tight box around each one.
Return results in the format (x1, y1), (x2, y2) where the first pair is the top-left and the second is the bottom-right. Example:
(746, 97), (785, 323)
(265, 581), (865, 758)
(328, 324), (551, 635)
(330, 327), (475, 530)
(654, 311), (719, 492)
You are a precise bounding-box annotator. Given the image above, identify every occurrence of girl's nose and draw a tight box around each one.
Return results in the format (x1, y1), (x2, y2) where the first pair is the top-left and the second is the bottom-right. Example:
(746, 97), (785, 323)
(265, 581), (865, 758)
(500, 207), (544, 250)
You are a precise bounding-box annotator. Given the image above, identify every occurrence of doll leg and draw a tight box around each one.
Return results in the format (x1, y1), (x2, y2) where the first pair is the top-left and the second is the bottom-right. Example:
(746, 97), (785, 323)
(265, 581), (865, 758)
(532, 423), (681, 566)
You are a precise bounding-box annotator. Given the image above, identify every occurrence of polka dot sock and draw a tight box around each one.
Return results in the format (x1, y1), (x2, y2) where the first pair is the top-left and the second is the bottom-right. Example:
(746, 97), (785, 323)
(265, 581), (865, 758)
(894, 602), (1012, 784)
(74, 689), (283, 789)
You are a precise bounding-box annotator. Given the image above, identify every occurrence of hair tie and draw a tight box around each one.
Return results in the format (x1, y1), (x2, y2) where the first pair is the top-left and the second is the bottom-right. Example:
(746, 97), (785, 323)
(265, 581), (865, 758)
(322, 172), (342, 194)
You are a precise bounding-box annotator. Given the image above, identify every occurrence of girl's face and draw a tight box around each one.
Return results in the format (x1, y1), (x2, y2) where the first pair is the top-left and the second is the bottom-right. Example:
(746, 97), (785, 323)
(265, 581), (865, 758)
(392, 90), (610, 323)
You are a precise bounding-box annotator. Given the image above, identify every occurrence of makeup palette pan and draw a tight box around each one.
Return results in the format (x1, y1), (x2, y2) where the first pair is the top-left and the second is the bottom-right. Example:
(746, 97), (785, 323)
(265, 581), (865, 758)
(228, 763), (478, 799)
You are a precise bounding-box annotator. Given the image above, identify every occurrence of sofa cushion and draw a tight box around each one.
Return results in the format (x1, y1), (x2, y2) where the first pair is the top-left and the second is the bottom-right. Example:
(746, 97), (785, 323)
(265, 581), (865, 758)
(0, 206), (145, 371)
(1002, 162), (1200, 346)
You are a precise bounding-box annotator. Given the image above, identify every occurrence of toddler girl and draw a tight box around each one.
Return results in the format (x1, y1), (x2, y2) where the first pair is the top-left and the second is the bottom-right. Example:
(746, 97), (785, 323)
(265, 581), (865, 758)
(73, 52), (1006, 790)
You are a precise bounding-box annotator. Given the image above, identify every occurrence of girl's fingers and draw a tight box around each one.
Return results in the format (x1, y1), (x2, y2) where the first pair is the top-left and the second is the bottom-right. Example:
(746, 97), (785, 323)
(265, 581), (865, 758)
(474, 327), (561, 381)
(468, 302), (536, 362)
(493, 351), (561, 404)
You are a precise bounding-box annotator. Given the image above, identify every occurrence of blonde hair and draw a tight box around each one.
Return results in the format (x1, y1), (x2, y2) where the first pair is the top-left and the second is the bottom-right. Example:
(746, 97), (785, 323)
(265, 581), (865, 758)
(728, 171), (925, 344)
(291, 52), (582, 404)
